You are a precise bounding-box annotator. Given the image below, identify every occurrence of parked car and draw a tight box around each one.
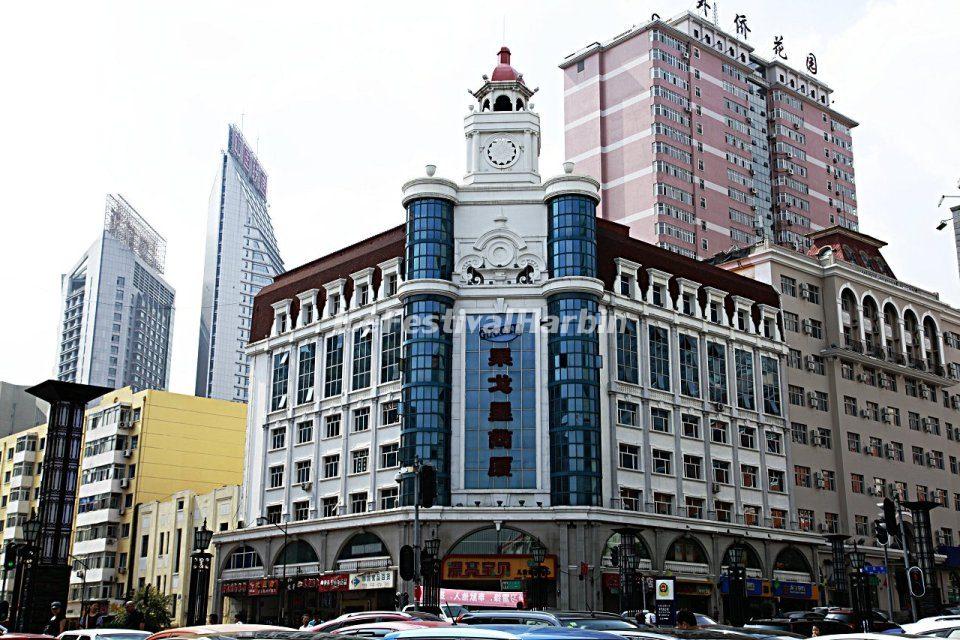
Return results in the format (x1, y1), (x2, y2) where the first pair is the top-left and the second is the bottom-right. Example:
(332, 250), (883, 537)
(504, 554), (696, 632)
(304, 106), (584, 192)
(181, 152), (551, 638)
(460, 611), (642, 632)
(146, 625), (293, 640)
(822, 609), (902, 633)
(333, 622), (451, 638)
(903, 616), (960, 636)
(59, 630), (150, 640)
(700, 624), (805, 640)
(814, 634), (925, 640)
(385, 626), (635, 640)
(401, 605), (470, 622)
(310, 613), (442, 633)
(743, 618), (855, 636)
(0, 635), (55, 640)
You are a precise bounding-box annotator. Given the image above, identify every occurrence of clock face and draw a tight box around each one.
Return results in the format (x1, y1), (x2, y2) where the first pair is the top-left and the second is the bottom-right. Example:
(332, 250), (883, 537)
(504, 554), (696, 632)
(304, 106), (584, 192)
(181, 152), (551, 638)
(485, 137), (519, 168)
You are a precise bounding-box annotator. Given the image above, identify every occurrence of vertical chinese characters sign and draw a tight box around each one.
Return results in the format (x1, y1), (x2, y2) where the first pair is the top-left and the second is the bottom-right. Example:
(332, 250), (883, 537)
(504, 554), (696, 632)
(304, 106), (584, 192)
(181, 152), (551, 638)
(464, 314), (537, 489)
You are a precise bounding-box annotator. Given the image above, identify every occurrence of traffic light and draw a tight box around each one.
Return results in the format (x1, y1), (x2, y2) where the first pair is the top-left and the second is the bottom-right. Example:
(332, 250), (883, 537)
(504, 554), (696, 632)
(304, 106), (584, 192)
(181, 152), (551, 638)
(419, 465), (437, 509)
(873, 520), (889, 546)
(882, 497), (898, 533)
(3, 544), (18, 571)
(399, 544), (416, 581)
(907, 565), (926, 598)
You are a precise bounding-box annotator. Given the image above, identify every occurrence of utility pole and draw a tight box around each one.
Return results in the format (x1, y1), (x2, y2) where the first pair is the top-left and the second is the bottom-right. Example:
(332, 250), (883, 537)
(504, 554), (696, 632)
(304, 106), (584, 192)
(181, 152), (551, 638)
(413, 458), (421, 612)
(895, 498), (919, 622)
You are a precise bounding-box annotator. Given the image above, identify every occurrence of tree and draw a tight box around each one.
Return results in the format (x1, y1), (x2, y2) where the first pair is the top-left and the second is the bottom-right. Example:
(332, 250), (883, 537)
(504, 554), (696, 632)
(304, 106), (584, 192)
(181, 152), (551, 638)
(112, 586), (172, 631)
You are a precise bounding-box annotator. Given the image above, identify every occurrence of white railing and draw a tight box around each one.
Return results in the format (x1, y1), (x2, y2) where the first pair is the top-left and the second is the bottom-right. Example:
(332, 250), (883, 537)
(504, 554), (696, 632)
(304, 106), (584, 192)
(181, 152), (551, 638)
(664, 560), (710, 576)
(773, 569), (811, 582)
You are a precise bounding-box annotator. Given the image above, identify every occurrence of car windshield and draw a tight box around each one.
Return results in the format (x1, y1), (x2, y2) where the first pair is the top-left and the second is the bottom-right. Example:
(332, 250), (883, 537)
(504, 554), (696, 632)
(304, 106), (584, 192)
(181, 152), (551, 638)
(560, 618), (638, 630)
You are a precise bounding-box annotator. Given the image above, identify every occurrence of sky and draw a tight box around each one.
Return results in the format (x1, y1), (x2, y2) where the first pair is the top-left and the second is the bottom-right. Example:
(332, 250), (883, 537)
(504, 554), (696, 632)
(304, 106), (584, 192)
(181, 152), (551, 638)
(1, 0), (958, 395)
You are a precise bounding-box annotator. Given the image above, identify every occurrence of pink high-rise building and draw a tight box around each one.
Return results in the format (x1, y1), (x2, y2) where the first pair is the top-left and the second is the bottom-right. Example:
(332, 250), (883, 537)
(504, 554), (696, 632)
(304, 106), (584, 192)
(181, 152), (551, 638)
(561, 11), (857, 259)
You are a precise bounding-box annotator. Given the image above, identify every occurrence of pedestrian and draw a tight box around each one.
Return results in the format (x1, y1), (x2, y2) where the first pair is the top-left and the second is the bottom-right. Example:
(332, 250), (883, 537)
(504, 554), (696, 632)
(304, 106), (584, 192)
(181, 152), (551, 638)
(811, 625), (821, 637)
(124, 601), (145, 631)
(299, 614), (311, 630)
(43, 602), (67, 636)
(208, 613), (219, 624)
(235, 611), (248, 624)
(675, 609), (698, 630)
(644, 609), (657, 626)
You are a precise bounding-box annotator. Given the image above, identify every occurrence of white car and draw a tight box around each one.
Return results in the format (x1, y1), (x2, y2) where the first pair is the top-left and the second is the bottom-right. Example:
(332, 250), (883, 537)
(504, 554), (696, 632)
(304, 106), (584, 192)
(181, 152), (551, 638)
(902, 616), (960, 635)
(815, 635), (924, 640)
(59, 630), (151, 640)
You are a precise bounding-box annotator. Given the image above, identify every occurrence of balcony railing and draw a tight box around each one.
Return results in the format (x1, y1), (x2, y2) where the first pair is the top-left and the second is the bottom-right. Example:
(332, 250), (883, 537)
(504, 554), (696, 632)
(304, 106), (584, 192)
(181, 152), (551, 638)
(664, 560), (710, 576)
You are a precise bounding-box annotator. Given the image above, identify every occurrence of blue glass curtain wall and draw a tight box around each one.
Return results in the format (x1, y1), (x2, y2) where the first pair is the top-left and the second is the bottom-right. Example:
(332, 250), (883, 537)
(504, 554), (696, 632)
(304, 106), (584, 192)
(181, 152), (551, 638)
(405, 198), (454, 281)
(547, 195), (597, 278)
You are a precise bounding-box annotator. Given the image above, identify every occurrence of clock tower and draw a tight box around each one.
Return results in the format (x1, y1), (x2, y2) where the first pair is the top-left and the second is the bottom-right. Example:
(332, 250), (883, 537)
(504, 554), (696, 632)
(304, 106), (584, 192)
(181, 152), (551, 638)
(464, 47), (541, 185)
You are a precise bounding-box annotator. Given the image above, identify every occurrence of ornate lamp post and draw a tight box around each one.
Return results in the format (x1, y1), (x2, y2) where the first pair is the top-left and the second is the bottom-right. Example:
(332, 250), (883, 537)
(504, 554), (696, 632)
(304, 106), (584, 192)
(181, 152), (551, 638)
(848, 543), (870, 632)
(726, 542), (747, 626)
(186, 519), (214, 626)
(422, 537), (441, 608)
(11, 514), (42, 631)
(528, 541), (548, 610)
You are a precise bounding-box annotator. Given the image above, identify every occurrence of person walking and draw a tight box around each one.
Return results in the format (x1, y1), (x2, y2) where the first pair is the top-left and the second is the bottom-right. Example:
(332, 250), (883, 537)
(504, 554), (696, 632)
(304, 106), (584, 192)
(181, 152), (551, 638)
(43, 602), (67, 636)
(124, 601), (145, 631)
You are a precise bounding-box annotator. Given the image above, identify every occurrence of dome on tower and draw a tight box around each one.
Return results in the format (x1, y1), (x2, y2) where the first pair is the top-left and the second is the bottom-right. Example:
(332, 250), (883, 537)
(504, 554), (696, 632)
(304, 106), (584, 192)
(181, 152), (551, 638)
(491, 46), (523, 83)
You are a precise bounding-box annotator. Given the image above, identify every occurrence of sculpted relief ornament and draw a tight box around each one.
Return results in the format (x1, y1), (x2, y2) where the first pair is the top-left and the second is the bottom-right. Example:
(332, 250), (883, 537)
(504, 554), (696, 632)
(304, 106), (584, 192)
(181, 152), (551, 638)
(455, 228), (544, 286)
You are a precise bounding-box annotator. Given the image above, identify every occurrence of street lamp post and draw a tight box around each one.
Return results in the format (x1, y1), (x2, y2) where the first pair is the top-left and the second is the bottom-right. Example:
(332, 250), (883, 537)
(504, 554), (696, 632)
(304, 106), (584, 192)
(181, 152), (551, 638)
(12, 513), (42, 632)
(256, 516), (289, 625)
(529, 541), (547, 610)
(186, 519), (214, 626)
(422, 537), (441, 609)
(848, 542), (870, 633)
(726, 542), (747, 626)
(68, 554), (90, 629)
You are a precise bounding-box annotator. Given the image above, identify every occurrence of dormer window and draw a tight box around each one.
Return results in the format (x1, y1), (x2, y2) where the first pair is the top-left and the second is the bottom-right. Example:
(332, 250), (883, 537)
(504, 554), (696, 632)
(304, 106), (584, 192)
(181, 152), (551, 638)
(329, 294), (340, 316)
(682, 293), (696, 317)
(737, 309), (749, 332)
(652, 284), (665, 308)
(709, 301), (722, 324)
(618, 274), (632, 297)
(763, 317), (775, 339)
(276, 312), (288, 334)
(384, 274), (398, 297)
(357, 284), (369, 307)
(302, 303), (314, 325)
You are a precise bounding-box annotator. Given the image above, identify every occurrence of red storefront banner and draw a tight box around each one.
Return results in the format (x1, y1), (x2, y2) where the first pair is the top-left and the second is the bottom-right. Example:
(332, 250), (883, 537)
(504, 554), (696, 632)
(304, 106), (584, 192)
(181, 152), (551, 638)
(437, 588), (524, 608)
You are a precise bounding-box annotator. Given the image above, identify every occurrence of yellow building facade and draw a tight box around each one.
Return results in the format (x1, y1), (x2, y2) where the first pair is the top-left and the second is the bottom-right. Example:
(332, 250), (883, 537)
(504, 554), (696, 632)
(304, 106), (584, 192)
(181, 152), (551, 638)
(0, 424), (47, 600)
(134, 485), (240, 626)
(69, 388), (246, 616)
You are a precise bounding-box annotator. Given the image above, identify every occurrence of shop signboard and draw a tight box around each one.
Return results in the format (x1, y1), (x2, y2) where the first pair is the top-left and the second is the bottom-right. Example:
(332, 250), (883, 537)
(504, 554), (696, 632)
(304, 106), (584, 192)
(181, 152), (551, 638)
(442, 554), (557, 580)
(438, 587), (523, 608)
(350, 570), (395, 590)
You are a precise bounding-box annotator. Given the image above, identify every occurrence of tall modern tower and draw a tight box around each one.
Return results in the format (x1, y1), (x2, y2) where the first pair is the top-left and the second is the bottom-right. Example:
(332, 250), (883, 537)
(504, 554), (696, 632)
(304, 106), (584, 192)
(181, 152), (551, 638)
(56, 195), (175, 391)
(561, 11), (858, 259)
(196, 125), (284, 402)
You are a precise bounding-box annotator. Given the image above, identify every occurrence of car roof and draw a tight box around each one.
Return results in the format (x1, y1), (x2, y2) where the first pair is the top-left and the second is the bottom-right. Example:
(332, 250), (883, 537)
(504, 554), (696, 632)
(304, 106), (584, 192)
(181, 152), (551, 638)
(78, 632), (151, 637)
(147, 625), (293, 639)
(386, 627), (620, 640)
(338, 623), (451, 631)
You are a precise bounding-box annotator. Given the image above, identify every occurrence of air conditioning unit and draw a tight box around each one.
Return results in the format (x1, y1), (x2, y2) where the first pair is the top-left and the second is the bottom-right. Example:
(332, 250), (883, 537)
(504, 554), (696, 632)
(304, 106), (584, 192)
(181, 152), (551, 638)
(863, 448), (873, 457)
(711, 483), (721, 494)
(787, 168), (795, 176)
(802, 320), (813, 335)
(122, 449), (132, 458)
(118, 506), (126, 515)
(867, 486), (879, 497)
(106, 538), (117, 545)
(793, 123), (800, 130)
(806, 391), (817, 407)
(884, 444), (895, 460)
(300, 481), (312, 491)
(118, 567), (127, 575)
(881, 410), (891, 424)
(856, 374), (866, 383)
(811, 435), (822, 447)
(120, 479), (129, 489)
(682, 52), (690, 59)
(814, 473), (825, 489)
(859, 409), (870, 418)
(926, 453), (936, 467)
(713, 401), (725, 412)
(805, 356), (816, 371)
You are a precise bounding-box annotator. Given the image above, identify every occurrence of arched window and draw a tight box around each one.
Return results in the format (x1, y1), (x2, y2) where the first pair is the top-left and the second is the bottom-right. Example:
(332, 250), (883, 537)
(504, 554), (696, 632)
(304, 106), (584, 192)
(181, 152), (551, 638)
(493, 95), (513, 112)
(666, 536), (708, 564)
(722, 543), (763, 571)
(601, 532), (651, 567)
(774, 546), (812, 574)
(482, 99), (491, 112)
(225, 545), (263, 570)
(448, 526), (541, 556)
(516, 99), (524, 111)
(337, 532), (390, 561)
(276, 540), (318, 565)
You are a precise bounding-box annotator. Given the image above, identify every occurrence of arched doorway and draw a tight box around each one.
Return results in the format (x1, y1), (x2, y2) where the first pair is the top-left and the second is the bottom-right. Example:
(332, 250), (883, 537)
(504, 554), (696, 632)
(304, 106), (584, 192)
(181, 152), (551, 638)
(599, 531), (653, 613)
(720, 543), (765, 621)
(334, 532), (395, 614)
(219, 546), (264, 623)
(664, 536), (712, 614)
(773, 547), (817, 612)
(442, 526), (555, 608)
(273, 540), (320, 626)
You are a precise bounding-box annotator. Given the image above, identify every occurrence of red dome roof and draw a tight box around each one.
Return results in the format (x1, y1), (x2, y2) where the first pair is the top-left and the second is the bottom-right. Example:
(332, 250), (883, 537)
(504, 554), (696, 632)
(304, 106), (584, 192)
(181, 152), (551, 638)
(491, 46), (521, 82)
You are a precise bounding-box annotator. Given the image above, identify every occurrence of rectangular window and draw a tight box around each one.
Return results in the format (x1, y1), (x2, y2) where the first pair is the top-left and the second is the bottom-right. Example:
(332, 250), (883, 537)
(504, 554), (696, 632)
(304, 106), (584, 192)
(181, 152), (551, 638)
(653, 492), (674, 515)
(380, 443), (400, 469)
(679, 334), (700, 397)
(651, 408), (671, 433)
(766, 431), (783, 454)
(620, 488), (642, 512)
(380, 317), (402, 383)
(295, 460), (311, 484)
(619, 443), (641, 470)
(322, 497), (338, 517)
(351, 449), (369, 474)
(713, 459), (731, 485)
(380, 486), (399, 510)
(739, 425), (756, 449)
(652, 449), (673, 475)
(715, 500), (733, 522)
(761, 356), (782, 416)
(681, 414), (701, 439)
(293, 501), (309, 521)
(324, 414), (341, 438)
(780, 275), (797, 297)
(617, 401), (639, 427)
(322, 454), (340, 478)
(350, 492), (368, 514)
(353, 407), (370, 432)
(710, 420), (728, 444)
(270, 352), (289, 411)
(685, 497), (705, 519)
(851, 474), (864, 493)
(707, 342), (728, 404)
(617, 319), (639, 383)
(296, 343), (316, 405)
(296, 420), (313, 445)
(323, 335), (344, 397)
(683, 455), (702, 480)
(270, 426), (286, 450)
(768, 469), (785, 493)
(381, 401), (400, 426)
(741, 464), (758, 488)
(268, 465), (284, 489)
(771, 508), (787, 529)
(735, 349), (755, 410)
(351, 327), (373, 390)
(649, 326), (671, 391)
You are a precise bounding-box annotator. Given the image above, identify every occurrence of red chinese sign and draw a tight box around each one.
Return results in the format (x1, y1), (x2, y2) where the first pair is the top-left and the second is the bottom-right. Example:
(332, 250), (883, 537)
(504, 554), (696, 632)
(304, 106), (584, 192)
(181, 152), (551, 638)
(442, 554), (558, 581)
(487, 343), (514, 478)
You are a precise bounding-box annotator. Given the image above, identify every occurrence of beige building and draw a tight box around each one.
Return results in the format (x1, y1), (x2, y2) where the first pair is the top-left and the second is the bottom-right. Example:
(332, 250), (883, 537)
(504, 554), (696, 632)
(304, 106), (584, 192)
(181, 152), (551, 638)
(134, 485), (240, 626)
(0, 424), (47, 601)
(717, 226), (960, 609)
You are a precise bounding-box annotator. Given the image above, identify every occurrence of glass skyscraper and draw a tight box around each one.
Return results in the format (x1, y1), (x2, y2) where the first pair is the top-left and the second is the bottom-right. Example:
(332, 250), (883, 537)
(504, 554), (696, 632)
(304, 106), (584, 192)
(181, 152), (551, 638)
(195, 125), (284, 402)
(56, 194), (175, 392)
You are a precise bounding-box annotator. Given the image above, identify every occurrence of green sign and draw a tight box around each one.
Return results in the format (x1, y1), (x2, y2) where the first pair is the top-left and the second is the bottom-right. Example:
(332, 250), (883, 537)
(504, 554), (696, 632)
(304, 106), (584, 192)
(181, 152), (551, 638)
(501, 580), (523, 591)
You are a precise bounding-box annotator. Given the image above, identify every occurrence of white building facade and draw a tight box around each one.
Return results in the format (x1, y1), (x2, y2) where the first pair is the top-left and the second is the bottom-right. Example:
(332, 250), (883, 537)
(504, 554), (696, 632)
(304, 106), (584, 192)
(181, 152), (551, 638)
(56, 194), (174, 391)
(215, 49), (819, 623)
(196, 125), (284, 403)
